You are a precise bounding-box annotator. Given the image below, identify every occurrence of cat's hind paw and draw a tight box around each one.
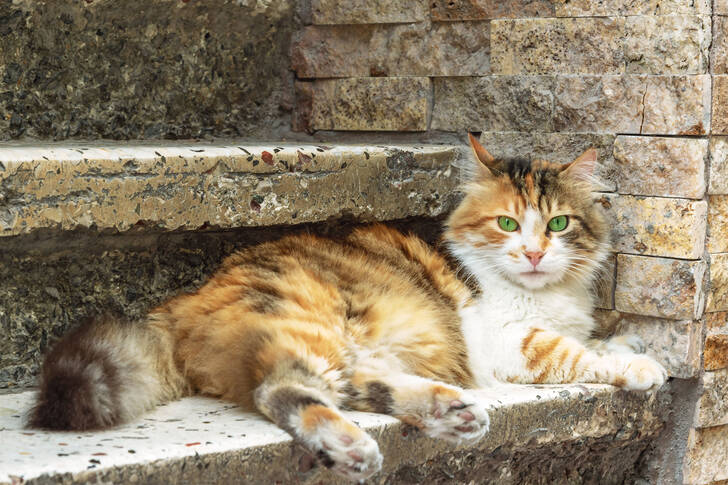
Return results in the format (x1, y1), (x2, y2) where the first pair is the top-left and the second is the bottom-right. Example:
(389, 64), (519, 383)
(617, 354), (667, 391)
(422, 388), (490, 444)
(315, 430), (383, 482)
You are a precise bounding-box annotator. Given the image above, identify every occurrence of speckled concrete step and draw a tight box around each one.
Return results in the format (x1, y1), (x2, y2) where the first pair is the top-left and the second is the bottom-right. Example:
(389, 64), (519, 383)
(0, 142), (461, 237)
(0, 384), (667, 485)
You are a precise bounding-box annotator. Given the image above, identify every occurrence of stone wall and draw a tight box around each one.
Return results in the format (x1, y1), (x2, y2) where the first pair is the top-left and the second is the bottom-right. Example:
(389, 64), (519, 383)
(291, 1), (725, 483)
(0, 0), (298, 140)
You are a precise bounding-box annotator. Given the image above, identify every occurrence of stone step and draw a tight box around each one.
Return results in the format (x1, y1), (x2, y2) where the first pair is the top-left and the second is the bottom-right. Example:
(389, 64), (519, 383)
(0, 384), (668, 485)
(0, 142), (461, 238)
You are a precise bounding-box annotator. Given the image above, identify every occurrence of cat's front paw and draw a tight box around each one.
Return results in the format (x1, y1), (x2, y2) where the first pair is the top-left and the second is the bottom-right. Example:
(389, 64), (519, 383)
(422, 388), (490, 444)
(617, 354), (667, 391)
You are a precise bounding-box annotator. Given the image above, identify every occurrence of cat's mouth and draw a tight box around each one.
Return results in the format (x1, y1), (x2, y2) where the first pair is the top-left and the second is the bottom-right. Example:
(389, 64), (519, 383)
(520, 270), (547, 276)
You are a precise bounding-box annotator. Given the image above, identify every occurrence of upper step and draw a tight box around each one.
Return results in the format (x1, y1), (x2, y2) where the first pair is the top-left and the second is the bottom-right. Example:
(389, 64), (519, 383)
(0, 142), (461, 238)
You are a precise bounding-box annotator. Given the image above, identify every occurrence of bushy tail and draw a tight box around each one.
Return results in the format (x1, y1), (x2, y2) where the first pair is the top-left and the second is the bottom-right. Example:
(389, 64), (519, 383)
(29, 316), (186, 431)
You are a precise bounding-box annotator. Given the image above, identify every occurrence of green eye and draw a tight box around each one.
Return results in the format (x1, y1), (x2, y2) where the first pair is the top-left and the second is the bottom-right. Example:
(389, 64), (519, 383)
(497, 216), (519, 232)
(548, 215), (569, 232)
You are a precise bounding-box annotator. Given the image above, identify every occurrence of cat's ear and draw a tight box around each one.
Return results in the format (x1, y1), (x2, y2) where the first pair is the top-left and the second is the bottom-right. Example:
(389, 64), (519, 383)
(561, 148), (597, 183)
(468, 133), (498, 177)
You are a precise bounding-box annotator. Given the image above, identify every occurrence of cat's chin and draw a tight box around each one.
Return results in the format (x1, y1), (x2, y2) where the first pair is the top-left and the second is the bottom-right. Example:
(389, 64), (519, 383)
(512, 270), (561, 289)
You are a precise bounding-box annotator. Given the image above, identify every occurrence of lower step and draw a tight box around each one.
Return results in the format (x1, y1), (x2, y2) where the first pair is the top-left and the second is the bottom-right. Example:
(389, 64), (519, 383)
(1, 384), (667, 484)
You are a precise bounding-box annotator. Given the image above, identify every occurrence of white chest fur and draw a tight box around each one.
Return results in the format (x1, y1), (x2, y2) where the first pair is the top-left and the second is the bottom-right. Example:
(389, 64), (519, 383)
(458, 272), (595, 387)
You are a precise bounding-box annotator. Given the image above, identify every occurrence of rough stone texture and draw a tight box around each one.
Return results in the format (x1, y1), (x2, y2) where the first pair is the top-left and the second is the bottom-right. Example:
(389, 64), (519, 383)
(491, 18), (625, 75)
(708, 196), (728, 253)
(0, 0), (296, 140)
(707, 312), (728, 332)
(552, 76), (646, 133)
(553, 0), (711, 16)
(712, 16), (728, 75)
(642, 75), (711, 135)
(0, 385), (669, 485)
(599, 194), (707, 259)
(0, 217), (447, 389)
(306, 78), (430, 132)
(712, 76), (728, 135)
(478, 132), (617, 191)
(696, 369), (728, 428)
(0, 144), (457, 237)
(615, 255), (706, 320)
(704, 334), (728, 371)
(613, 136), (707, 198)
(310, 0), (426, 24)
(292, 21), (490, 78)
(430, 0), (555, 20)
(718, 0), (728, 15)
(613, 315), (702, 378)
(624, 16), (710, 74)
(707, 254), (728, 313)
(710, 137), (728, 195)
(432, 76), (554, 132)
(685, 425), (728, 484)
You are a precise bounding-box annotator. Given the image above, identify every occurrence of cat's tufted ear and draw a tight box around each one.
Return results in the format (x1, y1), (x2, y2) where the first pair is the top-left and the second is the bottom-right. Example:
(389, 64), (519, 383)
(468, 133), (498, 177)
(561, 148), (597, 184)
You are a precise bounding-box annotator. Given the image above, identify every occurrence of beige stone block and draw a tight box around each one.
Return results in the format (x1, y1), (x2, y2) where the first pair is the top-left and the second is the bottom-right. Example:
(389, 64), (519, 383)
(430, 0), (554, 21)
(707, 312), (728, 332)
(613, 315), (701, 378)
(552, 76), (645, 133)
(615, 254), (706, 320)
(491, 18), (624, 75)
(718, 0), (728, 14)
(712, 76), (728, 134)
(685, 425), (728, 484)
(710, 137), (728, 195)
(309, 78), (430, 131)
(310, 0), (426, 24)
(432, 76), (554, 132)
(554, 0), (711, 16)
(0, 143), (459, 236)
(713, 16), (728, 75)
(624, 15), (710, 74)
(478, 132), (616, 191)
(642, 75), (711, 135)
(291, 26), (373, 78)
(600, 194), (707, 259)
(705, 334), (728, 371)
(292, 22), (490, 78)
(613, 136), (706, 198)
(696, 369), (728, 428)
(709, 197), (728, 253)
(707, 254), (728, 313)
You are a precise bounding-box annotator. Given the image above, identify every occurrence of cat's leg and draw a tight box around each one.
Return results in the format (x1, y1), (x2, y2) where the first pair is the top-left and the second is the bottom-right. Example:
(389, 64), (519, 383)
(519, 328), (667, 391)
(589, 335), (646, 355)
(346, 360), (489, 443)
(253, 357), (382, 482)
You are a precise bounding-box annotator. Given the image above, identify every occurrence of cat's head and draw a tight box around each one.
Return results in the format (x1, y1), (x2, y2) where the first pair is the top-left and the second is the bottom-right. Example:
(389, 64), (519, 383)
(444, 134), (609, 290)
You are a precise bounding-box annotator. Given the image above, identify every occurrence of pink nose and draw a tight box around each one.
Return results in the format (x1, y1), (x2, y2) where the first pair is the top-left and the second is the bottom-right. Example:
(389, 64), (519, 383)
(524, 251), (544, 267)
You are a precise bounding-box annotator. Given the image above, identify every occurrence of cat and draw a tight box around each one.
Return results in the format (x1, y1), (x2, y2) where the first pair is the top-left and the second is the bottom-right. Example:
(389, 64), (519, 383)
(448, 135), (667, 390)
(28, 135), (666, 482)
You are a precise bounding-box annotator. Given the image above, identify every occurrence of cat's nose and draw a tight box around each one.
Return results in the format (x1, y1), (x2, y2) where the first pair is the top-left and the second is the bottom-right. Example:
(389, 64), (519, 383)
(524, 251), (544, 267)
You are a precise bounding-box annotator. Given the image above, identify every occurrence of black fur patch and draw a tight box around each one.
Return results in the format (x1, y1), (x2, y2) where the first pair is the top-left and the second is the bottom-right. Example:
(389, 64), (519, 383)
(364, 381), (395, 415)
(30, 320), (123, 431)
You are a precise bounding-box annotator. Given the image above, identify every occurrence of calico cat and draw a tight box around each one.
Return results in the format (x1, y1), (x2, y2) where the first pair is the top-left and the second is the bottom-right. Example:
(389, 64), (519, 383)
(449, 135), (667, 390)
(29, 135), (666, 482)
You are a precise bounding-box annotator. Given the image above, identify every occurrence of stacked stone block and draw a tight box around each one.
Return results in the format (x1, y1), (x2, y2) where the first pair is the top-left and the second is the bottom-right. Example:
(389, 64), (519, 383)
(292, 1), (725, 483)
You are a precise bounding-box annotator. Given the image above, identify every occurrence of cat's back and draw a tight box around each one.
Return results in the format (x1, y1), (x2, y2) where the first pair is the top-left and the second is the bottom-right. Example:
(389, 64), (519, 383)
(151, 224), (474, 398)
